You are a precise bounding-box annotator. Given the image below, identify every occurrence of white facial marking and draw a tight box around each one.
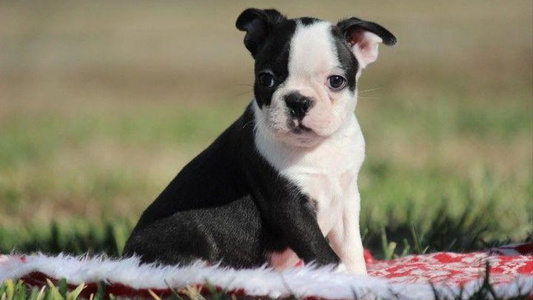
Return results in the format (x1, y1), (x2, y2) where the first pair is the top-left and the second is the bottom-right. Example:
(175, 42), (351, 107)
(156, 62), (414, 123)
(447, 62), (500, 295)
(257, 21), (358, 148)
(255, 20), (367, 274)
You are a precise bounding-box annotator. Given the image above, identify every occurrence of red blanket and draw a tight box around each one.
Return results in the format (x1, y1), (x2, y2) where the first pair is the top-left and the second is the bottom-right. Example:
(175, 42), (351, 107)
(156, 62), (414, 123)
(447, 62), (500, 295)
(1, 243), (532, 299)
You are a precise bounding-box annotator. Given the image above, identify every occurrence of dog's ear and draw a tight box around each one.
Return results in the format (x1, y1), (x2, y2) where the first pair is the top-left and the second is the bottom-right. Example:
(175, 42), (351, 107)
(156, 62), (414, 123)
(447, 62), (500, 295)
(337, 17), (396, 69)
(236, 8), (287, 57)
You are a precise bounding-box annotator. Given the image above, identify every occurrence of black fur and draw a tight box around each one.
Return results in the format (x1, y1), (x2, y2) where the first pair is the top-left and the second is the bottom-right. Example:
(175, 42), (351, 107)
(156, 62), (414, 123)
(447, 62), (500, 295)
(246, 17), (296, 108)
(331, 26), (358, 91)
(124, 105), (339, 267)
(337, 17), (397, 46)
(124, 8), (396, 269)
(235, 9), (288, 58)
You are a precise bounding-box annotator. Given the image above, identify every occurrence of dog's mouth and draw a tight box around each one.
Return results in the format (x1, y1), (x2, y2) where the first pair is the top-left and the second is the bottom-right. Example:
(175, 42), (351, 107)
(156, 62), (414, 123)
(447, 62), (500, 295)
(263, 116), (325, 148)
(289, 119), (313, 135)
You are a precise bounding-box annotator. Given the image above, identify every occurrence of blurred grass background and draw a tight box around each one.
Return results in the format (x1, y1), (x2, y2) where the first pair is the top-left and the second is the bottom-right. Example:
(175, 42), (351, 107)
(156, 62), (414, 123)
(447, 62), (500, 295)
(0, 0), (531, 257)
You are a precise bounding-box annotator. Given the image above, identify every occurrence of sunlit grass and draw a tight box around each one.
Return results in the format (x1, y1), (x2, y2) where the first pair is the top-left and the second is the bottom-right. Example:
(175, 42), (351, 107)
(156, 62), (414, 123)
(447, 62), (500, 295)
(0, 2), (531, 299)
(0, 0), (531, 269)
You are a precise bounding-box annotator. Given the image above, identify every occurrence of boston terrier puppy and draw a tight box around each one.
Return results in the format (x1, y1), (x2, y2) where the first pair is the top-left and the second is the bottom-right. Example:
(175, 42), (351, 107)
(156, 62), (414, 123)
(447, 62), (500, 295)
(124, 8), (396, 274)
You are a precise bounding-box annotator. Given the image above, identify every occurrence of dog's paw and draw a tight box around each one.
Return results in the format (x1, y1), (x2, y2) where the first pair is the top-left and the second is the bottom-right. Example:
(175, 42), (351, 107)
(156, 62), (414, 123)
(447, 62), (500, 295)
(336, 262), (368, 274)
(335, 262), (348, 273)
(348, 263), (368, 275)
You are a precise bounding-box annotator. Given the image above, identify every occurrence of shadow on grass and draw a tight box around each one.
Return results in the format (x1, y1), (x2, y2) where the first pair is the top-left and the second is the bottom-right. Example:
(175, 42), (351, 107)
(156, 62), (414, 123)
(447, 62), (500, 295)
(0, 220), (132, 257)
(362, 202), (523, 260)
(1, 204), (528, 259)
(0, 209), (531, 300)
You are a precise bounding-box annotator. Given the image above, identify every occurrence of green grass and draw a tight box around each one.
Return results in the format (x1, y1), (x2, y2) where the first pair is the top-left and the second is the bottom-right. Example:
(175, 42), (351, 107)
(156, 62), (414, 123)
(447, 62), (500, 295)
(0, 279), (88, 300)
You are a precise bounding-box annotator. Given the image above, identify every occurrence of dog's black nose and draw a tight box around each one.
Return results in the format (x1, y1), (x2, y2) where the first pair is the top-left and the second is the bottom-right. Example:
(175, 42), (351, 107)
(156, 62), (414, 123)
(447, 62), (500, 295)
(285, 93), (313, 120)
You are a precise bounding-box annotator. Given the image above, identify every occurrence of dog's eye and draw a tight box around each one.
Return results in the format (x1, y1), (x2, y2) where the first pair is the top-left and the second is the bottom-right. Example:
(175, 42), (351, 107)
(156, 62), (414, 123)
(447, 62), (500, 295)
(258, 73), (276, 88)
(327, 75), (347, 91)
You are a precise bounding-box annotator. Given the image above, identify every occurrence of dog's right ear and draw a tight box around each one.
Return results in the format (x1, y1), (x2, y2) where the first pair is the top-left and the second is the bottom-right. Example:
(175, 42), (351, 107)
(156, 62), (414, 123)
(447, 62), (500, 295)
(236, 8), (287, 57)
(337, 17), (396, 70)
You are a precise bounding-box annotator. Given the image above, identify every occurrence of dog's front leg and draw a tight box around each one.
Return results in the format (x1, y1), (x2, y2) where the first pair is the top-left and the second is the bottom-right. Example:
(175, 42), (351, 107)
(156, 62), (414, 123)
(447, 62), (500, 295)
(328, 187), (367, 274)
(270, 193), (341, 267)
(243, 145), (341, 268)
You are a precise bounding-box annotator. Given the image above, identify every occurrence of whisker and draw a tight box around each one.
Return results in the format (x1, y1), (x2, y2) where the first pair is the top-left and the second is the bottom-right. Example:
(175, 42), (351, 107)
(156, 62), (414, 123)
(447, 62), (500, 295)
(231, 90), (253, 97)
(358, 87), (383, 94)
(228, 83), (254, 98)
(235, 83), (254, 88)
(242, 119), (254, 129)
(357, 96), (380, 101)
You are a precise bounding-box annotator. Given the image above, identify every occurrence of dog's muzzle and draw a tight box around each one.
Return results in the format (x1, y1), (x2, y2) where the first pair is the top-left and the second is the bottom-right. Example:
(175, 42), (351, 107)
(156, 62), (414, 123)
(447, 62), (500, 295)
(284, 92), (315, 120)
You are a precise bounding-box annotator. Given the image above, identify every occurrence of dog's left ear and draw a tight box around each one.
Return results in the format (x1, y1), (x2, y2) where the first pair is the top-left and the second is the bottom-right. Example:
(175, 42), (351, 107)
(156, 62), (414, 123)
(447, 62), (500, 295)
(337, 18), (396, 69)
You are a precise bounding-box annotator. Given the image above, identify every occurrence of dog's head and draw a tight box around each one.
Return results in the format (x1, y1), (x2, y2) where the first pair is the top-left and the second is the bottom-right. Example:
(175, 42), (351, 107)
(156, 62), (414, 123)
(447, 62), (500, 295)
(237, 8), (396, 148)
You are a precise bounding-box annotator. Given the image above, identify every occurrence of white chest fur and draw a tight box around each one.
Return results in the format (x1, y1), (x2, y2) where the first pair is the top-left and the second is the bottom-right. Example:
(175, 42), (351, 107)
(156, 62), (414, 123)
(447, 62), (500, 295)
(254, 113), (365, 236)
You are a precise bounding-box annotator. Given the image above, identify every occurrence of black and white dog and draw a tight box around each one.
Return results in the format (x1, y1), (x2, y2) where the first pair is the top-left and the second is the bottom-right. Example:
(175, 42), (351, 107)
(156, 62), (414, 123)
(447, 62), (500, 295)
(124, 8), (395, 274)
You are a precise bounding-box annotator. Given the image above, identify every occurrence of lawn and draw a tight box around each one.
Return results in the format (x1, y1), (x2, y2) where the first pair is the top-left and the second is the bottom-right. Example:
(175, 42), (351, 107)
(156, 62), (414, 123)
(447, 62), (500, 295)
(0, 0), (531, 276)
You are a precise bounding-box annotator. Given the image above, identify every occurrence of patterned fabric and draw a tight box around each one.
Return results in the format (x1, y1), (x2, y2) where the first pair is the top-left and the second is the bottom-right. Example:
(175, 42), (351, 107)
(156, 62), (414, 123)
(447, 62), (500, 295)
(0, 243), (532, 299)
(367, 245), (533, 286)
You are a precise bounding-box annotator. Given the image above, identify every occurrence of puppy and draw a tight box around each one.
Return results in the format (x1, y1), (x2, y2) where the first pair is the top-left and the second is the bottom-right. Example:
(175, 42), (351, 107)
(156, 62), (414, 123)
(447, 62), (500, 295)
(124, 8), (396, 274)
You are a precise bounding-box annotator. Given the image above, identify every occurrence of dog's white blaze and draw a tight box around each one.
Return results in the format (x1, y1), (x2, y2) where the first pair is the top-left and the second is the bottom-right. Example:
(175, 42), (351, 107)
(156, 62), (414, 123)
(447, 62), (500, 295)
(262, 21), (359, 145)
(256, 21), (367, 274)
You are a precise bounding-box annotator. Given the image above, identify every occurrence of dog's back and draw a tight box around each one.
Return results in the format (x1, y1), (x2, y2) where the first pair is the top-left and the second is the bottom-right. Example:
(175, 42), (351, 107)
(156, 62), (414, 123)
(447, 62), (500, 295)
(124, 106), (286, 267)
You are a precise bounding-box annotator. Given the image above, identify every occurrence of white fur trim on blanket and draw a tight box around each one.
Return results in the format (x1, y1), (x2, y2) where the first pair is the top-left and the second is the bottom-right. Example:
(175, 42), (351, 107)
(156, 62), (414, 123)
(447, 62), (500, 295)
(1, 253), (532, 299)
